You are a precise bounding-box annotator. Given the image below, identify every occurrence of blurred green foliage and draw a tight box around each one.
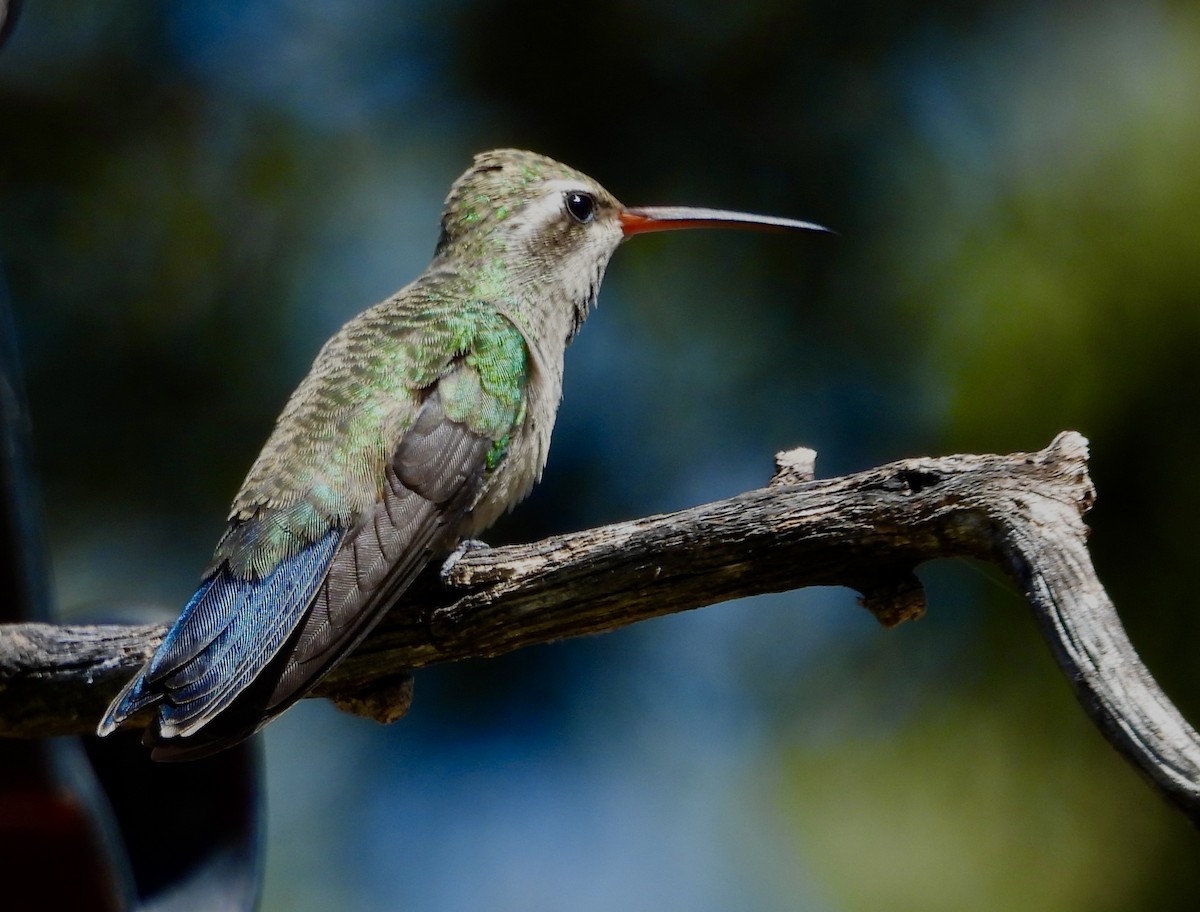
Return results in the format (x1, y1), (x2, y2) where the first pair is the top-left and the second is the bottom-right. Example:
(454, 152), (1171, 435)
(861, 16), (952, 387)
(2, 1), (1198, 909)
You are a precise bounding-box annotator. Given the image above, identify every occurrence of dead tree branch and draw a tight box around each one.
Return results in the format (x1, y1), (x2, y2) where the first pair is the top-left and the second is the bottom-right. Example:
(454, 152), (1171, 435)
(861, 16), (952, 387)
(2, 432), (1198, 822)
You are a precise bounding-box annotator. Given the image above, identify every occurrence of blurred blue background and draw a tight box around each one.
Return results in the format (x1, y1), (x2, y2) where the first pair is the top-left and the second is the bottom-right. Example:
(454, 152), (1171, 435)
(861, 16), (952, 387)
(3, 1), (1200, 908)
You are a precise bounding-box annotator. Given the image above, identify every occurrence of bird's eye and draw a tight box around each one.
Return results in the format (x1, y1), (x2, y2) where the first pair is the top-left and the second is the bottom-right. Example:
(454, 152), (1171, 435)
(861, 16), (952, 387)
(565, 191), (595, 224)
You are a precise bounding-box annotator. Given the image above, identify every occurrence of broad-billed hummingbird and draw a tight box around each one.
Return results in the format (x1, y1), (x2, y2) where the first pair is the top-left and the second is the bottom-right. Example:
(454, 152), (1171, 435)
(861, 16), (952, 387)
(98, 149), (829, 760)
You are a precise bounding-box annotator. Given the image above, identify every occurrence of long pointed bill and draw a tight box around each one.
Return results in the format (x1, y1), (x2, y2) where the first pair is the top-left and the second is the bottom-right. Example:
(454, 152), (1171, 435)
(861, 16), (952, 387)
(619, 206), (832, 238)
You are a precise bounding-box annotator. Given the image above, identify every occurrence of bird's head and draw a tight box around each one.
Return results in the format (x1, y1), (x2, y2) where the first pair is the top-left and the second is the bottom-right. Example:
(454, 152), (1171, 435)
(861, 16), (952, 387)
(434, 149), (830, 339)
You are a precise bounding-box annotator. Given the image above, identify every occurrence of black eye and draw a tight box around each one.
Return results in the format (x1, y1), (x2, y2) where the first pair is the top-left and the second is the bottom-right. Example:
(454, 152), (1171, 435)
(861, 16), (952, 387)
(565, 191), (595, 224)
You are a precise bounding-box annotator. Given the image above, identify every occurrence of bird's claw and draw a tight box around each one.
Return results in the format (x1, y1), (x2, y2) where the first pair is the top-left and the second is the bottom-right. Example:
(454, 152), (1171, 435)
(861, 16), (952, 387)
(440, 538), (490, 583)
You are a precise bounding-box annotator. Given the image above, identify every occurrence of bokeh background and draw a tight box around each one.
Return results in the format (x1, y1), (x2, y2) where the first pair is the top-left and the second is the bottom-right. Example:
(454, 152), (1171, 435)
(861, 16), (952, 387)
(3, 1), (1200, 909)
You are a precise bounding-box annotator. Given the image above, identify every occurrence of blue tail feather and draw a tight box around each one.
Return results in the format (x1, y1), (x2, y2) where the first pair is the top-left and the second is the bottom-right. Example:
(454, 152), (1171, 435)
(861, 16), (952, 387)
(145, 574), (246, 684)
(157, 528), (342, 736)
(99, 527), (342, 738)
(162, 543), (335, 716)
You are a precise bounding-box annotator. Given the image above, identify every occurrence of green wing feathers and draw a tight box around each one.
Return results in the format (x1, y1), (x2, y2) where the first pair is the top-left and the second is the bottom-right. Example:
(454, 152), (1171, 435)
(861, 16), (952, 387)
(440, 312), (528, 440)
(217, 300), (529, 582)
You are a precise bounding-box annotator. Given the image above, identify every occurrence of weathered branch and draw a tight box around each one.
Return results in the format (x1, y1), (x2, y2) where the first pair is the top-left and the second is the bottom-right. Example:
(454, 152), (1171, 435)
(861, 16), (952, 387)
(2, 432), (1199, 822)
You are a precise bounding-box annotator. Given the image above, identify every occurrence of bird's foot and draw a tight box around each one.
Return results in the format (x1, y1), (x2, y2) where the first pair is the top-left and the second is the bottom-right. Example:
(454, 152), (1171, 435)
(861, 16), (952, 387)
(440, 538), (491, 583)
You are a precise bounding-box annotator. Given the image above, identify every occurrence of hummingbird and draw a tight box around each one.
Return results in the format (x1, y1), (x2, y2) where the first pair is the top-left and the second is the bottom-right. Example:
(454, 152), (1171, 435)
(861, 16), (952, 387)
(98, 149), (830, 760)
